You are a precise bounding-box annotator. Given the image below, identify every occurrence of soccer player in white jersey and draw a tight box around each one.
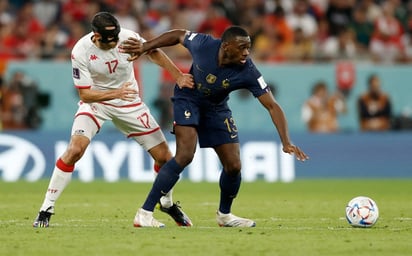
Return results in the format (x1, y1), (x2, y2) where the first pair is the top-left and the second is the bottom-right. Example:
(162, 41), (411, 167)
(33, 12), (194, 228)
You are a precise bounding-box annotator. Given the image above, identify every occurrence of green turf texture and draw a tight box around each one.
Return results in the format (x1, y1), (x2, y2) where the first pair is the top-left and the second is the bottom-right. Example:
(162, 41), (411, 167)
(1, 179), (411, 256)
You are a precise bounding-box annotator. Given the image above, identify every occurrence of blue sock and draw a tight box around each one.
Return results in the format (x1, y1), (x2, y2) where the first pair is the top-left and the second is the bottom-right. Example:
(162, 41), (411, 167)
(142, 158), (183, 211)
(219, 170), (241, 214)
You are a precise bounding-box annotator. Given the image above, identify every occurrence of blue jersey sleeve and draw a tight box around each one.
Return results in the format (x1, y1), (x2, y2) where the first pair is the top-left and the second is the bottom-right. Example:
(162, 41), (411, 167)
(183, 32), (213, 54)
(244, 61), (270, 98)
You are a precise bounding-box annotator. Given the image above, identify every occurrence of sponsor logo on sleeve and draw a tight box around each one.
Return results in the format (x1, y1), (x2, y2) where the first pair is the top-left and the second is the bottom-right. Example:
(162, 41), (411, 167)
(73, 68), (80, 79)
(257, 76), (267, 89)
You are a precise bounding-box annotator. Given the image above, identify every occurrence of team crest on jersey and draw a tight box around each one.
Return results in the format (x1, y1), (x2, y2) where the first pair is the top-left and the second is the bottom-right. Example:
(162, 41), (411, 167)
(222, 79), (230, 89)
(73, 68), (80, 79)
(206, 74), (216, 84)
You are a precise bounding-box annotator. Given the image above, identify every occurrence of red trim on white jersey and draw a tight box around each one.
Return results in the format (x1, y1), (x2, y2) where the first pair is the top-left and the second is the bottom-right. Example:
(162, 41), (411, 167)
(127, 127), (160, 138)
(75, 85), (92, 89)
(98, 102), (142, 108)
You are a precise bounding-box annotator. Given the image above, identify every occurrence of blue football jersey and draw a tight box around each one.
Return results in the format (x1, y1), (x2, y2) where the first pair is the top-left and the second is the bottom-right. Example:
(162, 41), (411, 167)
(179, 32), (270, 105)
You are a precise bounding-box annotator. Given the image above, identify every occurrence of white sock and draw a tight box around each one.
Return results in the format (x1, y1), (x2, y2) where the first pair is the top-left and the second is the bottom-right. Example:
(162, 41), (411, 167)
(160, 189), (173, 208)
(39, 167), (72, 212)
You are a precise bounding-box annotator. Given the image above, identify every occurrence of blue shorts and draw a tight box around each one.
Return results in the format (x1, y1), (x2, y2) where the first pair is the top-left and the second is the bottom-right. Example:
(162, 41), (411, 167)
(172, 97), (239, 148)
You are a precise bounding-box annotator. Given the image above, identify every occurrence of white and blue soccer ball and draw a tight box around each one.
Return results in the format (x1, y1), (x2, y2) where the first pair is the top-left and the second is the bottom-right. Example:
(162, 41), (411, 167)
(345, 196), (379, 228)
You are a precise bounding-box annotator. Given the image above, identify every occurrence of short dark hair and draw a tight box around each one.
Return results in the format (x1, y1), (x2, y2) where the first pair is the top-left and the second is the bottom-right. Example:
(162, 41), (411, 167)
(91, 12), (120, 43)
(221, 26), (249, 42)
(91, 12), (119, 31)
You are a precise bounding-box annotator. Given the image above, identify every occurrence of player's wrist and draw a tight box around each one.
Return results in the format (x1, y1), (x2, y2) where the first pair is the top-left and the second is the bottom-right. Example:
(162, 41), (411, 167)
(142, 42), (152, 53)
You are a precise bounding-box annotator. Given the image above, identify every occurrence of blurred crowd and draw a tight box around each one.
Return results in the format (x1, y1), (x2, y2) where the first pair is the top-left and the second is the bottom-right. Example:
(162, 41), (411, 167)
(301, 74), (399, 134)
(1, 0), (412, 65)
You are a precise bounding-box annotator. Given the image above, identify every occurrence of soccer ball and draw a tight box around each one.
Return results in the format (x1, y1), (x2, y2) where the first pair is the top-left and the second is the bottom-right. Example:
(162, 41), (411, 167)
(345, 196), (379, 228)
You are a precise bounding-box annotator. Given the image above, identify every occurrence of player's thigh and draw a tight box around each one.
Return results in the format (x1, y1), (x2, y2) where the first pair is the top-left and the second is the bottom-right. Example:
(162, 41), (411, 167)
(113, 105), (167, 151)
(174, 125), (198, 162)
(62, 115), (99, 163)
(131, 127), (168, 152)
(172, 97), (199, 161)
(71, 114), (100, 140)
(198, 108), (239, 148)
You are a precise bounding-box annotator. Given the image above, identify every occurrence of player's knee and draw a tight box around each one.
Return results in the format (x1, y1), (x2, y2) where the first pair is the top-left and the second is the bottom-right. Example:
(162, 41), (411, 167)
(149, 143), (173, 166)
(224, 162), (241, 176)
(175, 152), (195, 167)
(152, 149), (172, 166)
(155, 156), (170, 167)
(66, 143), (86, 162)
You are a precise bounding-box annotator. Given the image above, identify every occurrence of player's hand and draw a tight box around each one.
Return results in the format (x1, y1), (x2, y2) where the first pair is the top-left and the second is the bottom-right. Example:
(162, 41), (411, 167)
(118, 82), (138, 101)
(283, 144), (309, 162)
(176, 73), (194, 89)
(118, 37), (144, 61)
(127, 53), (139, 62)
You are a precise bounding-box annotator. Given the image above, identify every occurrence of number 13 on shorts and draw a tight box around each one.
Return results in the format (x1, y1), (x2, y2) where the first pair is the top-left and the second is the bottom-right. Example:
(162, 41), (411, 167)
(224, 117), (238, 138)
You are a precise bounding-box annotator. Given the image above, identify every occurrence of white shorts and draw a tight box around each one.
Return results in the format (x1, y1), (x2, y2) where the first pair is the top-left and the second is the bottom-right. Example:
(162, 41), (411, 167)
(71, 101), (166, 151)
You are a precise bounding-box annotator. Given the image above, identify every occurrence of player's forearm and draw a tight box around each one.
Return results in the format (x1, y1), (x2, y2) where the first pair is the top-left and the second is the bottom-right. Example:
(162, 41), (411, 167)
(148, 49), (183, 81)
(78, 88), (119, 103)
(259, 93), (292, 146)
(143, 29), (186, 52)
(269, 104), (292, 147)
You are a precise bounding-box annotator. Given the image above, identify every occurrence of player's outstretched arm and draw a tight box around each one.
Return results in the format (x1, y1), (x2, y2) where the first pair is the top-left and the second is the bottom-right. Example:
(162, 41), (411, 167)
(257, 92), (309, 161)
(120, 29), (188, 58)
(147, 49), (194, 89)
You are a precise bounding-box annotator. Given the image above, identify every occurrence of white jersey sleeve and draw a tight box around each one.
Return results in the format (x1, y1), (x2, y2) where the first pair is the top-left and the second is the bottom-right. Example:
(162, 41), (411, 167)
(71, 33), (94, 89)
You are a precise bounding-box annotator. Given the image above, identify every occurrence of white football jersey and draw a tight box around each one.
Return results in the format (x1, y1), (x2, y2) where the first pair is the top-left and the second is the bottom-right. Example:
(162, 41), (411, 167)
(71, 28), (144, 106)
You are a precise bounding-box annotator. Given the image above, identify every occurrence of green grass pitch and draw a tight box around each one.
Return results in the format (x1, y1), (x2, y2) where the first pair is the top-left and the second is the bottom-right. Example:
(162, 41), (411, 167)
(1, 179), (411, 256)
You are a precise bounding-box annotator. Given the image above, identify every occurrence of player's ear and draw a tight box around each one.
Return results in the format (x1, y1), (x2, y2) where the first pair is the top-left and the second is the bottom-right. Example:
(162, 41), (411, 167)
(93, 32), (101, 41)
(221, 41), (229, 51)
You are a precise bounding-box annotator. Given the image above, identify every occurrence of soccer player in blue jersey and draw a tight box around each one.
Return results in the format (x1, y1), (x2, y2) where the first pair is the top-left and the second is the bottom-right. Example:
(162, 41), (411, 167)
(122, 26), (309, 227)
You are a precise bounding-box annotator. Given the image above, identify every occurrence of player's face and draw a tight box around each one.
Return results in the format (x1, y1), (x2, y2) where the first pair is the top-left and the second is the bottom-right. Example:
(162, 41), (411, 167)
(95, 26), (119, 50)
(224, 36), (251, 65)
(98, 39), (118, 50)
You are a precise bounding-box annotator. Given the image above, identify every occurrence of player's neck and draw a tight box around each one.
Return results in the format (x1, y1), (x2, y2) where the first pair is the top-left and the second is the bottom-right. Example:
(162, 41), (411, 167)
(218, 49), (231, 67)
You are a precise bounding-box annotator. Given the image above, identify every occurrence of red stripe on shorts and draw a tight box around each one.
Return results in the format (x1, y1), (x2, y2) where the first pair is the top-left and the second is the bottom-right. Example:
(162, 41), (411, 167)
(127, 127), (161, 138)
(98, 102), (142, 108)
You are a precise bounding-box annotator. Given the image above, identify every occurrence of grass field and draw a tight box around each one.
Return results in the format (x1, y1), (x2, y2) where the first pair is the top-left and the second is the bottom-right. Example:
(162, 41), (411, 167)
(1, 179), (411, 256)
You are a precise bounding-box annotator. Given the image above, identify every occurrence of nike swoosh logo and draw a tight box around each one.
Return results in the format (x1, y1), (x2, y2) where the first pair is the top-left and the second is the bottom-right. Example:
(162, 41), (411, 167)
(161, 190), (167, 195)
(230, 134), (238, 139)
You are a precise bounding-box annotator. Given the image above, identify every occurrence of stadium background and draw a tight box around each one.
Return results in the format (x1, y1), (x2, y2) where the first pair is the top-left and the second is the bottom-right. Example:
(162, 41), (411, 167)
(1, 0), (412, 182)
